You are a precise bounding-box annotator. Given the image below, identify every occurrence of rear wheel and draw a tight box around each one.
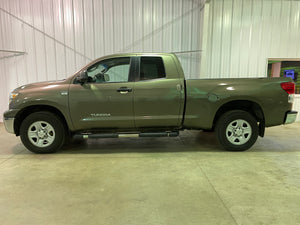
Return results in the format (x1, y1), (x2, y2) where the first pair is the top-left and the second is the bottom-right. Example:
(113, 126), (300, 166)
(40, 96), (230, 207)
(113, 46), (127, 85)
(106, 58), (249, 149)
(215, 110), (259, 151)
(20, 111), (66, 153)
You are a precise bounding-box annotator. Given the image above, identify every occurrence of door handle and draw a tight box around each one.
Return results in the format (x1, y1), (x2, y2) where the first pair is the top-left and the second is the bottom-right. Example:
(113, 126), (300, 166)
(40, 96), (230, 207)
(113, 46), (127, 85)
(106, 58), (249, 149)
(177, 84), (182, 92)
(117, 87), (132, 94)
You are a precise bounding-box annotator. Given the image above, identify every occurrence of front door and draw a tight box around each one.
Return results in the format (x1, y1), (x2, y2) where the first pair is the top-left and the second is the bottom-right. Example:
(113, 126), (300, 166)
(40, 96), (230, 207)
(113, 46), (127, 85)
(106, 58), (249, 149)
(69, 57), (135, 130)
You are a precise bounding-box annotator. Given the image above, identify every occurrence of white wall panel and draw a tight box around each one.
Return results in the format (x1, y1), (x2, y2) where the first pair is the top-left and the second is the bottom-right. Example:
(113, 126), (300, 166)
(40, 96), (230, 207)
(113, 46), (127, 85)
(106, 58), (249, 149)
(19, 0), (32, 25)
(143, 0), (153, 52)
(103, 0), (114, 54)
(42, 0), (54, 38)
(44, 36), (57, 81)
(113, 0), (123, 53)
(32, 0), (44, 31)
(0, 0), (205, 121)
(73, 0), (85, 57)
(66, 47), (76, 76)
(83, 0), (95, 59)
(170, 2), (179, 62)
(201, 0), (300, 78)
(152, 0), (162, 50)
(55, 42), (67, 79)
(35, 30), (48, 81)
(53, 0), (65, 44)
(123, 0), (134, 52)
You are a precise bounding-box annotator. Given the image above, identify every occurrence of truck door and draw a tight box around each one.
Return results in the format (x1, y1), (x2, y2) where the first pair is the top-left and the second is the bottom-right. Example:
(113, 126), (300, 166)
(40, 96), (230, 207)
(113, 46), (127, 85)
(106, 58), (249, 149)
(68, 57), (135, 130)
(133, 56), (185, 129)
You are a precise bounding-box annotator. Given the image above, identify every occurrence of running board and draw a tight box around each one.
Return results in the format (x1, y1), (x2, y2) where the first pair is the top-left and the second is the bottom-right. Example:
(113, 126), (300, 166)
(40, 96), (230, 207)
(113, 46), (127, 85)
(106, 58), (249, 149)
(75, 131), (179, 139)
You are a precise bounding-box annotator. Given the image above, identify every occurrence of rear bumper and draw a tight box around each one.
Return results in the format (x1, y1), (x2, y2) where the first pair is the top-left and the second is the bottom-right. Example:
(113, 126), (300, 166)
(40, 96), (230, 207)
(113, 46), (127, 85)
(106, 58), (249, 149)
(3, 117), (15, 134)
(284, 111), (298, 124)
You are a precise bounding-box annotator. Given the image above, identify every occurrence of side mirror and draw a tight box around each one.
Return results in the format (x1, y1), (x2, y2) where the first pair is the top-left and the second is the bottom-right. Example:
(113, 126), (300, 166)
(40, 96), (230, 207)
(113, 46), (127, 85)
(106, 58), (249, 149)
(104, 74), (110, 82)
(76, 71), (88, 84)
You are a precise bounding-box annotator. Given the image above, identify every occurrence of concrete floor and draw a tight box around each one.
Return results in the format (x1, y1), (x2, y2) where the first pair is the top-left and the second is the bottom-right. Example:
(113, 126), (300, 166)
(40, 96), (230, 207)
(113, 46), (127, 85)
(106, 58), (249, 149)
(0, 123), (300, 225)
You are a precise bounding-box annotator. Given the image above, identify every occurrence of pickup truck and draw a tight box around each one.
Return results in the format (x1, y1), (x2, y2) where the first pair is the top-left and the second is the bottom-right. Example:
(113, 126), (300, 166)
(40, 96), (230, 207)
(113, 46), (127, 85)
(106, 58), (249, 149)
(3, 53), (298, 153)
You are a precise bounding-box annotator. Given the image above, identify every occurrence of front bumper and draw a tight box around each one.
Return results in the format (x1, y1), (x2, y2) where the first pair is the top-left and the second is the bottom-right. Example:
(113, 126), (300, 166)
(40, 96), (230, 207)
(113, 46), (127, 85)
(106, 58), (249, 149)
(3, 117), (15, 134)
(284, 111), (298, 124)
(3, 109), (19, 134)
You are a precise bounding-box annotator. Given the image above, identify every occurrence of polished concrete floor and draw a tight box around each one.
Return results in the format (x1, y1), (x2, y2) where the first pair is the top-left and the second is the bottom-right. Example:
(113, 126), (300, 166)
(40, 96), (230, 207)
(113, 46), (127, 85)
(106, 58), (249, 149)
(0, 122), (300, 225)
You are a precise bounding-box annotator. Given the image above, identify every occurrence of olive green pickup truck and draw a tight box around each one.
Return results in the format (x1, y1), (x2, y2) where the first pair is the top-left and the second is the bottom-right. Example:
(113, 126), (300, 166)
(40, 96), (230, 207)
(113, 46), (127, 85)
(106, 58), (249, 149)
(3, 53), (298, 153)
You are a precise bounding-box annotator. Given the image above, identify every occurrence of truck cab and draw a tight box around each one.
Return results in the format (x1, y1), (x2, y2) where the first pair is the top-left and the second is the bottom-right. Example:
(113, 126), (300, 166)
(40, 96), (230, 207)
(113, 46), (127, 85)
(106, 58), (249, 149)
(69, 53), (185, 131)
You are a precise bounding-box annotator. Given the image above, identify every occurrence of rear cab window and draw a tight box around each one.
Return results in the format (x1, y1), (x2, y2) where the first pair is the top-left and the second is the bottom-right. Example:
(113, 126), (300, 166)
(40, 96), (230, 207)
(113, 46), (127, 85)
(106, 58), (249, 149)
(139, 57), (166, 81)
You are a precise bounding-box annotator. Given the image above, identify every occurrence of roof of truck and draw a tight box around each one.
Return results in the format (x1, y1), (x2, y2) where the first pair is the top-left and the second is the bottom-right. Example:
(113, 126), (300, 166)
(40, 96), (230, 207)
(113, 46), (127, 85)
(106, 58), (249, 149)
(84, 52), (176, 69)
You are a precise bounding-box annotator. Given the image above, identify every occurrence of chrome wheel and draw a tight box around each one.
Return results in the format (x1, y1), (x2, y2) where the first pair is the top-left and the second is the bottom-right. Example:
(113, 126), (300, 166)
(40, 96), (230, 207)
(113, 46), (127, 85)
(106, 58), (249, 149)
(27, 121), (55, 148)
(225, 119), (252, 145)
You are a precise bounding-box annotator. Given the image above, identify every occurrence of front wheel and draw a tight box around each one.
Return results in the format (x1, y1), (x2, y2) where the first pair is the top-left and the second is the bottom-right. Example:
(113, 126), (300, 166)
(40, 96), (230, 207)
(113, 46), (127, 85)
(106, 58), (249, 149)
(215, 110), (259, 151)
(20, 111), (66, 153)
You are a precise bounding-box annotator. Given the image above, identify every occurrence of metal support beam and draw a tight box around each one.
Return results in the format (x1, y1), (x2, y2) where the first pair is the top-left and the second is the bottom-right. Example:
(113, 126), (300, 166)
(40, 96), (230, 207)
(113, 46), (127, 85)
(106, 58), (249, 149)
(0, 50), (27, 60)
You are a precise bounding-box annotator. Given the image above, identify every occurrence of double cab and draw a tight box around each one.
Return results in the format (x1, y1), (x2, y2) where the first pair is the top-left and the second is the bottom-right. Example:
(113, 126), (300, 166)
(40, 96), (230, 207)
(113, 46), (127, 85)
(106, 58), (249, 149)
(3, 53), (298, 153)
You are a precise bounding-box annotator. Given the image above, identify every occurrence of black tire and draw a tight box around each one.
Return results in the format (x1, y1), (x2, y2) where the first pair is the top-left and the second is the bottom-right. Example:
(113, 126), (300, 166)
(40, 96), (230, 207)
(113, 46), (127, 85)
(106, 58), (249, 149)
(202, 129), (213, 132)
(215, 110), (259, 151)
(63, 131), (75, 146)
(20, 111), (66, 153)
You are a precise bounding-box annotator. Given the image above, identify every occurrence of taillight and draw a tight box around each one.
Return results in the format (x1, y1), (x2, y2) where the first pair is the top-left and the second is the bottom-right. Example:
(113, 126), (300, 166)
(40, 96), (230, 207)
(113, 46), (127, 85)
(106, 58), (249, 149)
(281, 82), (295, 94)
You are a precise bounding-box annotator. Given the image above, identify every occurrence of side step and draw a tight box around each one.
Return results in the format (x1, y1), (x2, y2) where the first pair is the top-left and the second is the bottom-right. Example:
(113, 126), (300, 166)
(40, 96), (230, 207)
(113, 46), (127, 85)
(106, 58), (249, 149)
(75, 131), (179, 139)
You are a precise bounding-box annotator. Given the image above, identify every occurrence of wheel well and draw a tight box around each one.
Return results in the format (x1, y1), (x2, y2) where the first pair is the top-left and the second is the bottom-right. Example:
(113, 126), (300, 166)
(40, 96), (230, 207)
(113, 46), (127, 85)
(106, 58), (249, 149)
(213, 100), (265, 128)
(14, 105), (69, 136)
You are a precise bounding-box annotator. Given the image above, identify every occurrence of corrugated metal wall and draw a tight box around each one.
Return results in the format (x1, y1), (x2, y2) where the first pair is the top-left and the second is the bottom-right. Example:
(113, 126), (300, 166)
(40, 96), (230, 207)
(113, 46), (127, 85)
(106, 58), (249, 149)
(200, 0), (300, 78)
(294, 95), (300, 121)
(0, 0), (205, 121)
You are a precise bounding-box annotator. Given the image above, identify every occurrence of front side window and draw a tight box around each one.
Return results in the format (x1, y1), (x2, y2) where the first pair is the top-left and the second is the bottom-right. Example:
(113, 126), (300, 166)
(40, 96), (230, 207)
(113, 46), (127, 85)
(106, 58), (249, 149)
(139, 57), (166, 81)
(86, 57), (130, 83)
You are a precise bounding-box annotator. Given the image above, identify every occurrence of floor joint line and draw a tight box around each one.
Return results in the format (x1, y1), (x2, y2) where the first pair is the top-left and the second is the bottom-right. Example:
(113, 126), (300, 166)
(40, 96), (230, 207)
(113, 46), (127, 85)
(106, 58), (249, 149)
(191, 159), (239, 225)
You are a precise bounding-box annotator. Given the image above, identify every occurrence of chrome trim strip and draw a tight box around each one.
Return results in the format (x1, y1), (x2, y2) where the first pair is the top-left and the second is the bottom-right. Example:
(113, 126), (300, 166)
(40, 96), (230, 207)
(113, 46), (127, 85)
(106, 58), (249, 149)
(3, 117), (15, 134)
(118, 134), (139, 138)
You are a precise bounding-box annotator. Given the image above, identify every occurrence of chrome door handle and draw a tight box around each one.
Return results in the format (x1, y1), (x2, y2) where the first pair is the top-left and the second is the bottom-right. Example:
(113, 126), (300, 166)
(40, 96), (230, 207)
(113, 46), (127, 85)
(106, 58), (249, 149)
(117, 87), (132, 92)
(117, 87), (132, 94)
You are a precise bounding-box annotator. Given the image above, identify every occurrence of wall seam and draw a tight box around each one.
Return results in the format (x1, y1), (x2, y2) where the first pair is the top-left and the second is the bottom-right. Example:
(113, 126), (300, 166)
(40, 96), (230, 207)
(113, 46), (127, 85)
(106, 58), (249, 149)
(92, 0), (95, 59)
(41, 0), (48, 81)
(30, 1), (38, 82)
(51, 0), (58, 80)
(61, 0), (67, 75)
(19, 1), (29, 84)
(71, 0), (77, 69)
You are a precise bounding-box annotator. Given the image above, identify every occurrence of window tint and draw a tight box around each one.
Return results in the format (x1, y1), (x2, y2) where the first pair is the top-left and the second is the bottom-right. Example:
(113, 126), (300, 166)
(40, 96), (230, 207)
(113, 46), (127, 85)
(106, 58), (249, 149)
(139, 57), (166, 81)
(86, 57), (130, 83)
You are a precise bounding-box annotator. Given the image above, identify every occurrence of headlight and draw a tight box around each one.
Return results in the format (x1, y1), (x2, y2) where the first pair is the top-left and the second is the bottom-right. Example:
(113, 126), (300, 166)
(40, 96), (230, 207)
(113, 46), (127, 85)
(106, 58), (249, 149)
(9, 92), (19, 103)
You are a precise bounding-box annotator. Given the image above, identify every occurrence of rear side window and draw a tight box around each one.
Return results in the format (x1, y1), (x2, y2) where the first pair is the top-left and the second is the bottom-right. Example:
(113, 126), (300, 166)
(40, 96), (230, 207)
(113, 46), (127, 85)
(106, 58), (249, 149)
(139, 57), (166, 81)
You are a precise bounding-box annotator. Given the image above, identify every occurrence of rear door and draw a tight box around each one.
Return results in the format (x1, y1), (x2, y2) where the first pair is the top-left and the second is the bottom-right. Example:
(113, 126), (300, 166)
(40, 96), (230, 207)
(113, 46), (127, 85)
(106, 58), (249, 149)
(133, 55), (185, 129)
